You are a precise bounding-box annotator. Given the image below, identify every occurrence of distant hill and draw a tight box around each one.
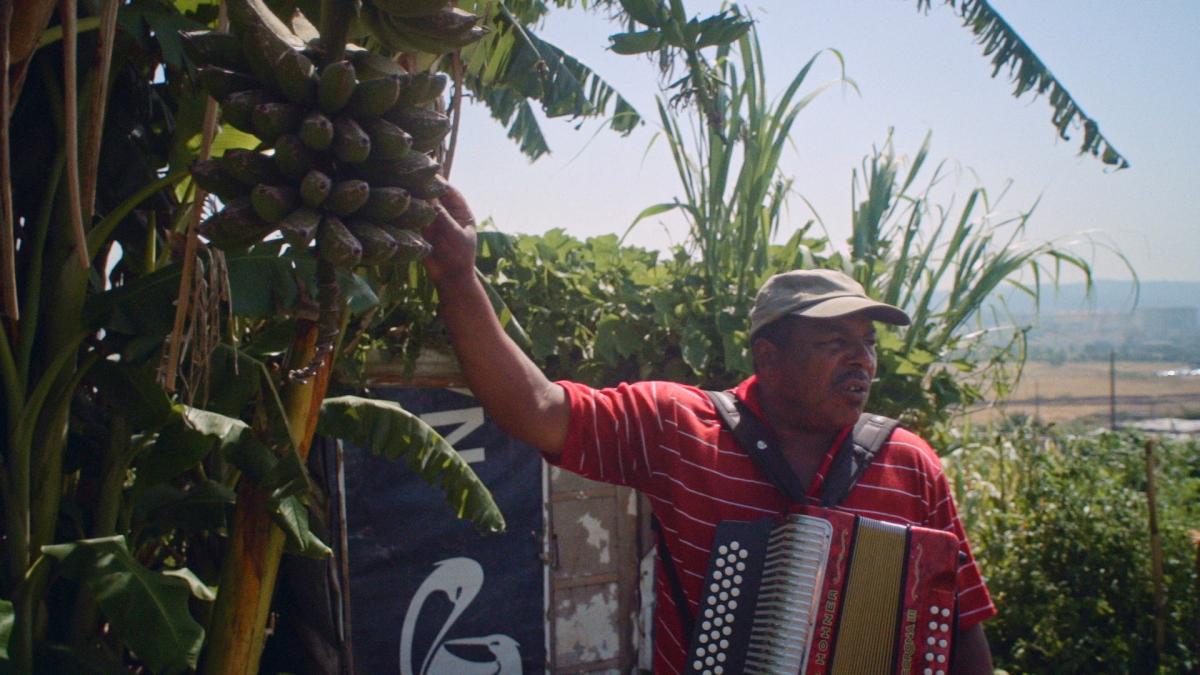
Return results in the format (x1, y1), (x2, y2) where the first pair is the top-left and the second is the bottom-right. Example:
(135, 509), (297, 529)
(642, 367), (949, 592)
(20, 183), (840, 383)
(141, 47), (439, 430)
(994, 280), (1200, 316)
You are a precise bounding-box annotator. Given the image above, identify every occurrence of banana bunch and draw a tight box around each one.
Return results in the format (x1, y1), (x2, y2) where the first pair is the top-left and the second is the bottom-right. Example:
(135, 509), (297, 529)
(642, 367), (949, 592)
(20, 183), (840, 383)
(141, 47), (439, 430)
(360, 0), (486, 55)
(183, 29), (458, 271)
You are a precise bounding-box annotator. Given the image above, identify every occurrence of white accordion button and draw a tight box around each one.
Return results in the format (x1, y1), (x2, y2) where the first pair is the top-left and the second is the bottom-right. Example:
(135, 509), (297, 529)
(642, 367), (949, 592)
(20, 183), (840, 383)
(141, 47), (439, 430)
(930, 605), (939, 614)
(925, 652), (934, 662)
(941, 608), (951, 618)
(730, 541), (740, 551)
(939, 639), (948, 648)
(718, 545), (729, 555)
(926, 637), (935, 646)
(939, 623), (949, 633)
(928, 621), (938, 630)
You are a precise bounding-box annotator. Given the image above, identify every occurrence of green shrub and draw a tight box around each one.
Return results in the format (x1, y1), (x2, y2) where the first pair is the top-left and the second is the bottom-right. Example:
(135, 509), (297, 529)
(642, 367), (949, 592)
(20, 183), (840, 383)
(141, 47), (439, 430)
(947, 422), (1199, 673)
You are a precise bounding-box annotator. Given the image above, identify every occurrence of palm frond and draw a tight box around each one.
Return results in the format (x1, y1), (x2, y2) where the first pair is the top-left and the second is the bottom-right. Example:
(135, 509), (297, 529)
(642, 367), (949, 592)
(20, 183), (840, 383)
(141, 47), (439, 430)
(918, 0), (1129, 169)
(459, 0), (641, 160)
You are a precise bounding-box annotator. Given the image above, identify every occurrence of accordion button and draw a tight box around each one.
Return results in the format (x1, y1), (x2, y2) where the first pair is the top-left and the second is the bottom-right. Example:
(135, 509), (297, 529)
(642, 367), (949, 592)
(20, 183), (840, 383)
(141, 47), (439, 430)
(706, 656), (715, 666)
(699, 635), (708, 645)
(715, 666), (725, 674)
(713, 570), (723, 580)
(926, 637), (935, 646)
(939, 639), (948, 648)
(710, 583), (720, 593)
(928, 621), (938, 630)
(924, 669), (932, 675)
(723, 626), (732, 636)
(939, 623), (949, 632)
(719, 640), (729, 650)
(730, 541), (741, 551)
(705, 609), (714, 619)
(696, 647), (706, 656)
(925, 653), (935, 662)
(930, 605), (940, 615)
(693, 660), (703, 670)
(937, 654), (946, 664)
(731, 588), (740, 597)
(728, 599), (738, 610)
(708, 643), (719, 654)
(936, 671), (945, 675)
(702, 621), (711, 631)
(733, 574), (743, 584)
(718, 545), (728, 555)
(941, 608), (951, 618)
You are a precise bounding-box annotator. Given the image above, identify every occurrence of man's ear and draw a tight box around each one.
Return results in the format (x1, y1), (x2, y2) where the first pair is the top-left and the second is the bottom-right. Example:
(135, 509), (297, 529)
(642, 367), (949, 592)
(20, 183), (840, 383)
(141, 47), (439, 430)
(750, 337), (777, 374)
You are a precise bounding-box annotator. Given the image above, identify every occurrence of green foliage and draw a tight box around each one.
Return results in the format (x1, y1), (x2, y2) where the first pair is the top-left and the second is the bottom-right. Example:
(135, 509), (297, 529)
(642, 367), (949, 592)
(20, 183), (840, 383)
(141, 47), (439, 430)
(947, 422), (1199, 673)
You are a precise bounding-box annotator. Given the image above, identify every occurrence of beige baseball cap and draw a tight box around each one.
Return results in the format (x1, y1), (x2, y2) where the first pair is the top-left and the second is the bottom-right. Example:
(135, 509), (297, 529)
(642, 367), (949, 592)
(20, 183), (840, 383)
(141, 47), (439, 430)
(749, 269), (911, 337)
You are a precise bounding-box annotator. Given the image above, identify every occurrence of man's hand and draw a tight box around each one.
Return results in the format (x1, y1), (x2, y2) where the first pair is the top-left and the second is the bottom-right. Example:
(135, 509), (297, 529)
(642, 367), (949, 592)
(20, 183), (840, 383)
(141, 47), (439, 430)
(422, 185), (478, 288)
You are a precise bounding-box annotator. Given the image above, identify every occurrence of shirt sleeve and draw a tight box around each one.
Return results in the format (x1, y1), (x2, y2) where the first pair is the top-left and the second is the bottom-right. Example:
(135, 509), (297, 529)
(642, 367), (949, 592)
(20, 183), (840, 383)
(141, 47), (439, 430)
(545, 380), (676, 494)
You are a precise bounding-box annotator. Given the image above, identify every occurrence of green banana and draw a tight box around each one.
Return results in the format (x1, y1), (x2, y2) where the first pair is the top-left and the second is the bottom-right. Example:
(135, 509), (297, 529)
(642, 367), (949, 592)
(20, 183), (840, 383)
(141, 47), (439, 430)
(190, 158), (249, 202)
(220, 89), (275, 134)
(300, 170), (333, 208)
(250, 184), (299, 223)
(390, 228), (433, 261)
(348, 75), (401, 118)
(406, 172), (449, 200)
(318, 60), (358, 114)
(391, 197), (438, 230)
(273, 134), (316, 179)
(384, 105), (450, 150)
(221, 148), (282, 186)
(181, 30), (249, 73)
(325, 179), (371, 217)
(274, 49), (318, 106)
(355, 151), (439, 190)
(251, 102), (304, 143)
(395, 71), (448, 107)
(361, 117), (413, 160)
(399, 7), (480, 36)
(366, 0), (453, 18)
(279, 206), (322, 248)
(358, 186), (411, 221)
(347, 220), (399, 265)
(197, 66), (259, 100)
(198, 197), (274, 250)
(317, 216), (362, 267)
(299, 112), (335, 151)
(332, 116), (372, 164)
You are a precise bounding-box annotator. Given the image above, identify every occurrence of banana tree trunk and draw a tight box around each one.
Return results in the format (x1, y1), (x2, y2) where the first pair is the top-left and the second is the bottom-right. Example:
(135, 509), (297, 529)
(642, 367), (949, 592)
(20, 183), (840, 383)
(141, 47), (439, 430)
(200, 317), (334, 674)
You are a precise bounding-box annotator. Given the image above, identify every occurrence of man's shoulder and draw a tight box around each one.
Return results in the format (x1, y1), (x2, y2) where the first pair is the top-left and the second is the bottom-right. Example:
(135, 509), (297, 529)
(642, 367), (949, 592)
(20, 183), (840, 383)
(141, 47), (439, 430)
(876, 424), (944, 469)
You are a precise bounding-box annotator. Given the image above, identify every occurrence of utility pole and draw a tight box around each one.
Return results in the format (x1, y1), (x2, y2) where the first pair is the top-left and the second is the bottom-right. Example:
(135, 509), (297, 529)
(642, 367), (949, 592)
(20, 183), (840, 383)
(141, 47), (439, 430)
(1109, 350), (1117, 430)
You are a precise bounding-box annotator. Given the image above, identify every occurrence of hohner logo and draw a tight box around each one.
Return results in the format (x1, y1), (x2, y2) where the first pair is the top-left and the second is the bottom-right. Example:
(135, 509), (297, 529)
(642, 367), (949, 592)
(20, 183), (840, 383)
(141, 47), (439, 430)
(813, 588), (839, 667)
(900, 608), (918, 674)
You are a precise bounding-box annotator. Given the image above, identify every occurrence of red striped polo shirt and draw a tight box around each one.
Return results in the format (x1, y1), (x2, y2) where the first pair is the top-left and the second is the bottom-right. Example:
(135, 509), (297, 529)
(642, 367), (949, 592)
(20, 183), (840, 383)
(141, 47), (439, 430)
(548, 375), (996, 674)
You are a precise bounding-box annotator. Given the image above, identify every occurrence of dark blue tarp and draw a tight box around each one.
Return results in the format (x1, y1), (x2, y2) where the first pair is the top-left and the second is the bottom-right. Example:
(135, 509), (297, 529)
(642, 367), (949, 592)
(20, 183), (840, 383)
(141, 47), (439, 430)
(345, 388), (545, 674)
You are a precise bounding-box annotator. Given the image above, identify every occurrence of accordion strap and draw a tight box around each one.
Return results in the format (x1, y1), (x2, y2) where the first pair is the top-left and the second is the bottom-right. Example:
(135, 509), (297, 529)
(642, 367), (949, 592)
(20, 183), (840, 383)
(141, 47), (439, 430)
(703, 389), (899, 507)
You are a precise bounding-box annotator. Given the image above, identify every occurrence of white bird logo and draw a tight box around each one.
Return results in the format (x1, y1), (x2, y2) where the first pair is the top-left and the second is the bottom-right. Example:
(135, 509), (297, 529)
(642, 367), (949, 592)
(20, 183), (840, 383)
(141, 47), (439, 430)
(399, 557), (523, 675)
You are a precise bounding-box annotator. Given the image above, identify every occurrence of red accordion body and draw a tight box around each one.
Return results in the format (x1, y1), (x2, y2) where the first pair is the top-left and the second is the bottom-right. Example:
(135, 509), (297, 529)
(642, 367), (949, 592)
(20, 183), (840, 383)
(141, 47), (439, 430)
(686, 505), (960, 675)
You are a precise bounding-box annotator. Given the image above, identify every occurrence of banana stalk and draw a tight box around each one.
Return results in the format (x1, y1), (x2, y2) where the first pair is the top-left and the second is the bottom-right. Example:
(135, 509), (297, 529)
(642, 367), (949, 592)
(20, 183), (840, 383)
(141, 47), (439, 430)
(200, 315), (335, 675)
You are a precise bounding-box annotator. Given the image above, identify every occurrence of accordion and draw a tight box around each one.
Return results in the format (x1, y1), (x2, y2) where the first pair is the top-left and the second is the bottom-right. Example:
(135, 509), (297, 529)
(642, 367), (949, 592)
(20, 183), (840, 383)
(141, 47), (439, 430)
(685, 506), (960, 675)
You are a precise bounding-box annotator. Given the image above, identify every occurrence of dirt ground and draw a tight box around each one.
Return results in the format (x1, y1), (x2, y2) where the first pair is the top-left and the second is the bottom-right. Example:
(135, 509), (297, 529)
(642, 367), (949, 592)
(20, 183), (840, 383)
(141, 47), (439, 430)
(969, 360), (1200, 424)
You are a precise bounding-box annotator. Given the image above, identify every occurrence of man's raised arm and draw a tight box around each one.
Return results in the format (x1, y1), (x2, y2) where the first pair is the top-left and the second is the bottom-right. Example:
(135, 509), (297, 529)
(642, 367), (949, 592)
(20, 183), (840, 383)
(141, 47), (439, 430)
(421, 188), (569, 456)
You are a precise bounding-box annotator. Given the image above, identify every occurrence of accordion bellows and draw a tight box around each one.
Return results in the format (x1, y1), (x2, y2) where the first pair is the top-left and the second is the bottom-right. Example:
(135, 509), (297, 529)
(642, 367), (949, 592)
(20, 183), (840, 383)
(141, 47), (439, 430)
(686, 506), (959, 675)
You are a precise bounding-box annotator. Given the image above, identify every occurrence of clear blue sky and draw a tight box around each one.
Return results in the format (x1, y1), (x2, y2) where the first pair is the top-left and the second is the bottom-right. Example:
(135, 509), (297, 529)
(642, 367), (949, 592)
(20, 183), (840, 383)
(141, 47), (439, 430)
(450, 1), (1200, 283)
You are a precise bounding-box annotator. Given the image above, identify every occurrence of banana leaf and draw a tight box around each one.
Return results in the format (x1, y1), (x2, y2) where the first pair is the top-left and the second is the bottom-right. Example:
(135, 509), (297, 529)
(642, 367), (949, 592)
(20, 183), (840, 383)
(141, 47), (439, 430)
(39, 537), (205, 675)
(317, 395), (505, 533)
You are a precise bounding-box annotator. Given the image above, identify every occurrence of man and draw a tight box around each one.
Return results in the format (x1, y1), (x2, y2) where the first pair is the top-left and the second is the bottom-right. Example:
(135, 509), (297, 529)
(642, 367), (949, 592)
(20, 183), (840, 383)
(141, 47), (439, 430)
(422, 188), (996, 674)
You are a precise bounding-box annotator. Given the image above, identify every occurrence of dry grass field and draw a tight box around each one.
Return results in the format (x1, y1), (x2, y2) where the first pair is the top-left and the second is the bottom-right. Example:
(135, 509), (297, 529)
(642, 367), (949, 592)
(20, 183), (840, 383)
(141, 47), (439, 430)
(970, 360), (1200, 424)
